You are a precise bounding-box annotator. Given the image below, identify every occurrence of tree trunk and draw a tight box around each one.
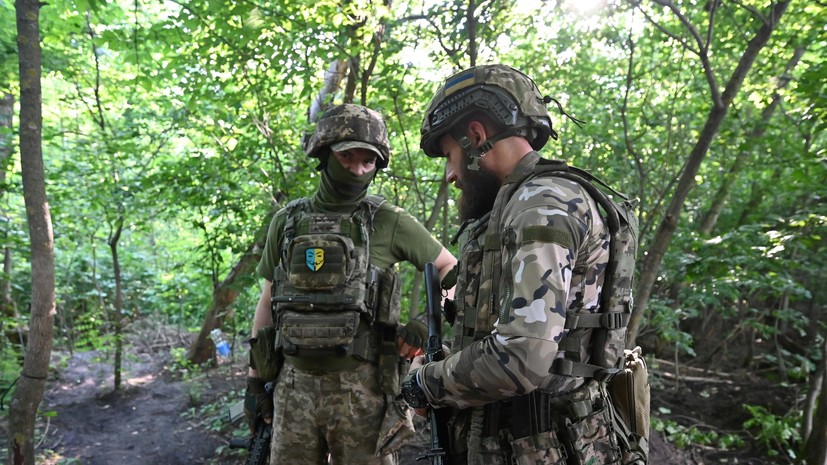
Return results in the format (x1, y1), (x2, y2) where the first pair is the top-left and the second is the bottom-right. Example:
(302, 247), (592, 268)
(188, 214), (271, 364)
(627, 0), (791, 345)
(1, 249), (11, 320)
(1, 93), (13, 320)
(308, 60), (347, 123)
(698, 47), (805, 235)
(108, 216), (124, 389)
(802, 336), (827, 465)
(409, 178), (449, 318)
(9, 0), (56, 464)
(466, 0), (477, 66)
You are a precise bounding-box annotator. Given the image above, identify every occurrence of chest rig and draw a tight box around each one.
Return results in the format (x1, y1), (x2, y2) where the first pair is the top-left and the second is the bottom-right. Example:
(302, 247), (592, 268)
(270, 196), (402, 366)
(451, 158), (638, 379)
(449, 158), (639, 464)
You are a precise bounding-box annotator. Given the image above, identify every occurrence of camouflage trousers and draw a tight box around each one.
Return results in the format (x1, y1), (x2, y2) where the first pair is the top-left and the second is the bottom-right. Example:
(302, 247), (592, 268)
(270, 360), (397, 465)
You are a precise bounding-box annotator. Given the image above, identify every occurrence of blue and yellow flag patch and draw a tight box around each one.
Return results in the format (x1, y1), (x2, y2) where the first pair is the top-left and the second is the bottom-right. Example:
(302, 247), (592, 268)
(443, 70), (476, 97)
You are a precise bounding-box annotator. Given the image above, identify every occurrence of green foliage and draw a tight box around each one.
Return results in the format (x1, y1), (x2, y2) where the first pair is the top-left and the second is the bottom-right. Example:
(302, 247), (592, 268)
(653, 409), (745, 450)
(3, 1), (826, 462)
(169, 346), (195, 373)
(645, 296), (696, 357)
(743, 404), (801, 460)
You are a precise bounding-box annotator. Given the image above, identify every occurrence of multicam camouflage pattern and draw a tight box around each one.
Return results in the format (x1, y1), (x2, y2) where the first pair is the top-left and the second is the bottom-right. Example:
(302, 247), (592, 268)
(420, 64), (553, 157)
(477, 380), (621, 465)
(510, 430), (567, 465)
(419, 152), (631, 464)
(270, 362), (399, 465)
(553, 380), (621, 464)
(422, 153), (610, 407)
(304, 103), (391, 168)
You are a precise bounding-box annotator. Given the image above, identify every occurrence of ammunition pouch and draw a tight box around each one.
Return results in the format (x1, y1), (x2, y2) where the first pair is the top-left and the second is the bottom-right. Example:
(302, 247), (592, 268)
(510, 430), (567, 465)
(375, 267), (401, 325)
(249, 325), (284, 381)
(559, 396), (620, 465)
(480, 381), (622, 465)
(280, 310), (360, 353)
(378, 327), (404, 396)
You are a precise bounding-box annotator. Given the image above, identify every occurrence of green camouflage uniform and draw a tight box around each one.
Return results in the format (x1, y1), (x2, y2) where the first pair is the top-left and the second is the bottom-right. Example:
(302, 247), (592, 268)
(257, 198), (443, 465)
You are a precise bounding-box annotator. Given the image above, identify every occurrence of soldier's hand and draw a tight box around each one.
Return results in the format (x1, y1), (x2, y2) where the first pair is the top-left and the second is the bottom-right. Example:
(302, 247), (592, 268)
(408, 356), (428, 417)
(244, 377), (273, 432)
(397, 320), (427, 359)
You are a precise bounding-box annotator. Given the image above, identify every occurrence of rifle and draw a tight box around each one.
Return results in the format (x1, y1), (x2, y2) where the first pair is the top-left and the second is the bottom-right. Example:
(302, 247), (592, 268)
(227, 382), (274, 465)
(418, 262), (451, 465)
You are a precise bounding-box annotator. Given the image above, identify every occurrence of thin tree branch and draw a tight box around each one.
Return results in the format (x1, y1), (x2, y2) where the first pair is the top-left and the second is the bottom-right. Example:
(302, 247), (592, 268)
(651, 0), (722, 107)
(730, 0), (768, 26)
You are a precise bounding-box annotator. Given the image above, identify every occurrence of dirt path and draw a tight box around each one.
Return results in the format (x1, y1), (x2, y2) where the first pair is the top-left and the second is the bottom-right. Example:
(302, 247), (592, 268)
(38, 348), (237, 465)
(9, 322), (762, 465)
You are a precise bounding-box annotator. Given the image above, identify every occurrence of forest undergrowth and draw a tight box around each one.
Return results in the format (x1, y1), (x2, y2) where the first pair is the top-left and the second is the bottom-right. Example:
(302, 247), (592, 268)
(0, 318), (806, 464)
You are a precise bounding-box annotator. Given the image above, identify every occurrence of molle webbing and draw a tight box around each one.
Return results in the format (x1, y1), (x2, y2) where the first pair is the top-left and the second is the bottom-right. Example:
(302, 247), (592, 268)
(272, 194), (397, 365)
(478, 157), (638, 379)
(531, 161), (638, 379)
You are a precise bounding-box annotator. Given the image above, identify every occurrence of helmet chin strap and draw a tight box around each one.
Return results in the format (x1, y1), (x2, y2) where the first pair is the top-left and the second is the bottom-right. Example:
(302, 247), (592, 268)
(453, 127), (526, 171)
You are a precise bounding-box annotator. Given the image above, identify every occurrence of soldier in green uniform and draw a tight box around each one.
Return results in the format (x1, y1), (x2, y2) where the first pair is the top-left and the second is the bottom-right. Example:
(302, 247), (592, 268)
(244, 103), (456, 465)
(401, 64), (639, 465)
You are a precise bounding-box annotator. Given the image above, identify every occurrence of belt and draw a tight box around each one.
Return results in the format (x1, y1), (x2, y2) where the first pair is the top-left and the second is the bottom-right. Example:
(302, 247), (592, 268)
(284, 354), (365, 373)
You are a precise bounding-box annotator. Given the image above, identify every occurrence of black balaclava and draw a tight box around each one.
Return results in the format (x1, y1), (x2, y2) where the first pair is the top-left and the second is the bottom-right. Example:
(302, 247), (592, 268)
(310, 153), (375, 212)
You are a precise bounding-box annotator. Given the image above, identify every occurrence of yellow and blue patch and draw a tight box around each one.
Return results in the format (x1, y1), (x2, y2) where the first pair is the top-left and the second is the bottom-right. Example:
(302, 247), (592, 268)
(305, 248), (325, 271)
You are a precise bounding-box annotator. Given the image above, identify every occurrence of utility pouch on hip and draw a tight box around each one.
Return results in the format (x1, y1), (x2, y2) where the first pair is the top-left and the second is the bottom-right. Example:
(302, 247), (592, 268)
(608, 346), (650, 465)
(562, 401), (620, 465)
(280, 310), (359, 353)
(511, 430), (567, 465)
(609, 347), (650, 440)
(375, 267), (401, 325)
(249, 325), (283, 381)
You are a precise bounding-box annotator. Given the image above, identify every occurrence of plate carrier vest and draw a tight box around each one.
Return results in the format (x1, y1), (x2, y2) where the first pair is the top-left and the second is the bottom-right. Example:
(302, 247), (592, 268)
(270, 195), (402, 368)
(450, 158), (644, 464)
(451, 159), (637, 373)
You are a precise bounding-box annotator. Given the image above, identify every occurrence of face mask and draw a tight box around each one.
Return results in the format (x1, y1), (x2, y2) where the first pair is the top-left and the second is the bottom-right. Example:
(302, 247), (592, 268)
(312, 154), (375, 211)
(325, 154), (375, 196)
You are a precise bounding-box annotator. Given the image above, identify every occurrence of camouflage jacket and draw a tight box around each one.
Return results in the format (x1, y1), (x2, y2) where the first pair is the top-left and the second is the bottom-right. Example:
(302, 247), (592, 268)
(419, 152), (611, 408)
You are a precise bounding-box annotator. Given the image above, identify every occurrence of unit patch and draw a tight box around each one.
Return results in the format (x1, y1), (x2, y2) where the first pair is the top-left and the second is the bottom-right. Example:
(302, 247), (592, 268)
(306, 248), (324, 271)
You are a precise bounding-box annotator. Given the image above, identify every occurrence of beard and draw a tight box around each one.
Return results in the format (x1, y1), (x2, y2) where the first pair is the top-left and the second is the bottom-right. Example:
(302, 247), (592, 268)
(458, 161), (502, 222)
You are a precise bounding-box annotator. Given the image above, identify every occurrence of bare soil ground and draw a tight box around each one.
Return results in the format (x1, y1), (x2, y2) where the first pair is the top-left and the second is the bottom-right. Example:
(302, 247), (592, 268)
(0, 320), (797, 464)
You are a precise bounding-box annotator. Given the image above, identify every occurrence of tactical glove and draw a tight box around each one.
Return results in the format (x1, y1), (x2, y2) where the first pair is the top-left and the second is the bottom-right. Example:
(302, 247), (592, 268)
(244, 377), (273, 432)
(397, 319), (427, 358)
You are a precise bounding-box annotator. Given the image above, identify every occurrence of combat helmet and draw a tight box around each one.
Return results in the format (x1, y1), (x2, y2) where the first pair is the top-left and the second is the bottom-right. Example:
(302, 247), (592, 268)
(303, 103), (391, 169)
(420, 64), (555, 161)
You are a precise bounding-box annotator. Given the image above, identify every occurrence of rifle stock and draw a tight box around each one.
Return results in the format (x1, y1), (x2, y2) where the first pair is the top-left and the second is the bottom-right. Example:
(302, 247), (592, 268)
(419, 262), (451, 465)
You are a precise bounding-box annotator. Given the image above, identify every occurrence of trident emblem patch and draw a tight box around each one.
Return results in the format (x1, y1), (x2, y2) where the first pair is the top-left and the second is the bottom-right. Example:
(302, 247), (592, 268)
(306, 248), (324, 271)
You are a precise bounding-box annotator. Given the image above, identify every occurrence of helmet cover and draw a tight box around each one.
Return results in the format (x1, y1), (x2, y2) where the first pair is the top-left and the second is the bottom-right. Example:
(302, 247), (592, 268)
(304, 103), (391, 169)
(420, 64), (553, 157)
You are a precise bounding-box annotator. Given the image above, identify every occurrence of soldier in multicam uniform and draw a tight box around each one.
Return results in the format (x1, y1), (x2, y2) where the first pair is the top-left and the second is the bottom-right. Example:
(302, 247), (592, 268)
(246, 103), (457, 465)
(400, 64), (633, 464)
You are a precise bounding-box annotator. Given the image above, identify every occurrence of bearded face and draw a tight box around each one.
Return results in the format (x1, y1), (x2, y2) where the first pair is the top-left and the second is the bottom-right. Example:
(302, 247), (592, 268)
(458, 160), (502, 222)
